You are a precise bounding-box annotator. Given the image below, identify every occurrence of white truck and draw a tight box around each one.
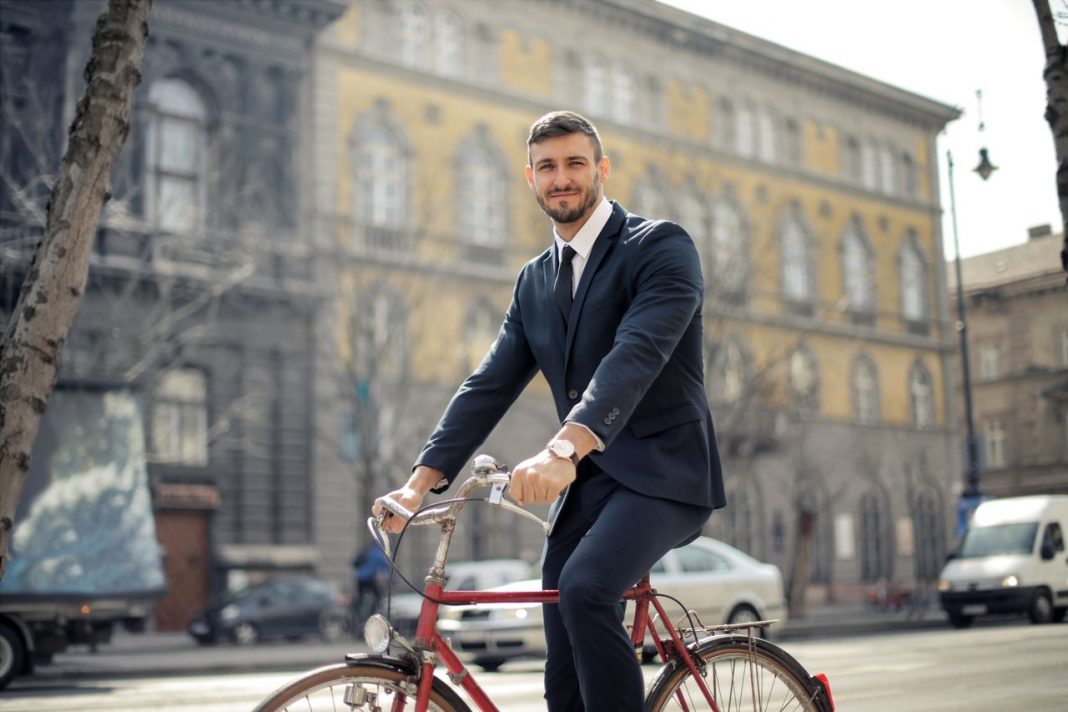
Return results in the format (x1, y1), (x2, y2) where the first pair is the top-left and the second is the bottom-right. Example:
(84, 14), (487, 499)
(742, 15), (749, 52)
(938, 495), (1068, 628)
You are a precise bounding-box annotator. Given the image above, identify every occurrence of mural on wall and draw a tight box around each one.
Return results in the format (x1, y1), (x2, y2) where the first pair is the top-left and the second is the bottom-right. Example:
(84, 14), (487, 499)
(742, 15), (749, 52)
(1, 389), (165, 597)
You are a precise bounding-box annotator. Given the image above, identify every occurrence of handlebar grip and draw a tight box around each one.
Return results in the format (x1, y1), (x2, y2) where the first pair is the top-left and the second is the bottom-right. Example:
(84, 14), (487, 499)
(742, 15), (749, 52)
(379, 495), (414, 522)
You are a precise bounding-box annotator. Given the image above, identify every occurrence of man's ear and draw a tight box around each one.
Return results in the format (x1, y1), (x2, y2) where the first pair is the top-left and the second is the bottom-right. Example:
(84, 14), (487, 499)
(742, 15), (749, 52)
(524, 163), (536, 191)
(599, 156), (611, 183)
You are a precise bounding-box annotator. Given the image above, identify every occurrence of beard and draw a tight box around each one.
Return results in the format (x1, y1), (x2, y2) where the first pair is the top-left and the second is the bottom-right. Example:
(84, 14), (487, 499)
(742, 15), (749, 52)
(536, 178), (600, 224)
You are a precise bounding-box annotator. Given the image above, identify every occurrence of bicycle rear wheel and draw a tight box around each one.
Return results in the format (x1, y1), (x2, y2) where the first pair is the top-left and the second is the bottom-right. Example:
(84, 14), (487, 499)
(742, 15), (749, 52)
(253, 659), (471, 712)
(644, 636), (831, 712)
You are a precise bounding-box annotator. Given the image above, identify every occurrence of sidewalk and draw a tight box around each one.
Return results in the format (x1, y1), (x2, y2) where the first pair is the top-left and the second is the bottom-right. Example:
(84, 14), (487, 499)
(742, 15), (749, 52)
(26, 604), (949, 682)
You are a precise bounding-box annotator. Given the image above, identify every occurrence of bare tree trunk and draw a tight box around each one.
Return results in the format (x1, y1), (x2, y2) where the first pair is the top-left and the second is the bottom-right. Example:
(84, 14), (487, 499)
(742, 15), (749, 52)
(0, 0), (152, 581)
(1033, 0), (1068, 279)
(788, 509), (814, 619)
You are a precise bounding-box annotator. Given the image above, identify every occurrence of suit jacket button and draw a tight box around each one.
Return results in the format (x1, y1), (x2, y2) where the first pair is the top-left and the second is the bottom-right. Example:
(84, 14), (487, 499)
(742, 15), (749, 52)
(603, 417), (612, 425)
(611, 407), (620, 415)
(568, 389), (579, 400)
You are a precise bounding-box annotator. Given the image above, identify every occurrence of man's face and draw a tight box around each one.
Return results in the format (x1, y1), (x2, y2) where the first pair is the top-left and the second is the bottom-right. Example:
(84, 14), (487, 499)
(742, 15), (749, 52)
(525, 133), (610, 227)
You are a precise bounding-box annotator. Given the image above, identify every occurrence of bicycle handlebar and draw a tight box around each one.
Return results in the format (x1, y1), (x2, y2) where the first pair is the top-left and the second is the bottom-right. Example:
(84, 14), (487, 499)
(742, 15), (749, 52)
(368, 454), (551, 559)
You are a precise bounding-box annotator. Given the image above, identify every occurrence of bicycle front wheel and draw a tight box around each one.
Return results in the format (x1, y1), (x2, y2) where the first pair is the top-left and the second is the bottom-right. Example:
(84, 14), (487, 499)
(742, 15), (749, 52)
(644, 636), (830, 712)
(253, 659), (471, 712)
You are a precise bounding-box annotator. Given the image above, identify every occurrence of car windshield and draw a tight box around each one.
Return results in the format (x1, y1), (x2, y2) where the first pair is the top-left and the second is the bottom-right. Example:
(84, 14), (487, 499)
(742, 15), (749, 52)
(959, 522), (1038, 557)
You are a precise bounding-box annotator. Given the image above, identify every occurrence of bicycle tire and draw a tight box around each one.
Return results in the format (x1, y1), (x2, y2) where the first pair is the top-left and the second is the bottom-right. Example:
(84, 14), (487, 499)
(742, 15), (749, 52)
(253, 658), (471, 712)
(644, 635), (831, 712)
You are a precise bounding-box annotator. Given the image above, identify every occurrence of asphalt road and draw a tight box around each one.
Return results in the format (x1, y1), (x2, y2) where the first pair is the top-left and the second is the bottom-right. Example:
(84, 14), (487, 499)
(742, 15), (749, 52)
(2, 621), (1065, 711)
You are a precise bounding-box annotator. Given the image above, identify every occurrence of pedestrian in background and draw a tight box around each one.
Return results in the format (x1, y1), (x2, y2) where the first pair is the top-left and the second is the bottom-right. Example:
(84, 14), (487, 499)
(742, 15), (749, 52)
(351, 542), (389, 626)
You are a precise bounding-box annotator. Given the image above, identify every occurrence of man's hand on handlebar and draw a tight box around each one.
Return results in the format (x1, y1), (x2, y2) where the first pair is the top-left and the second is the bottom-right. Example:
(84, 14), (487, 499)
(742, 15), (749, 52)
(372, 466), (442, 534)
(510, 449), (576, 505)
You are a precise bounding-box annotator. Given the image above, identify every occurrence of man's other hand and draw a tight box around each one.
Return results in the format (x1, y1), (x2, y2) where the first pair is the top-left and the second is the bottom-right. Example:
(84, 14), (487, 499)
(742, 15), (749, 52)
(510, 450), (576, 505)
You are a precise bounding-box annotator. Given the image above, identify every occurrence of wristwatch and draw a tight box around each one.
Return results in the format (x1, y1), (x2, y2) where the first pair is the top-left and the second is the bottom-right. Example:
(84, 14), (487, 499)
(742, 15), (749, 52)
(546, 439), (580, 466)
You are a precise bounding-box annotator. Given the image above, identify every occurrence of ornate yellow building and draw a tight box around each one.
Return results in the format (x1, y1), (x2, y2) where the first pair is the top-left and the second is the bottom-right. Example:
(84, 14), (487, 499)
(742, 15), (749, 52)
(310, 0), (960, 602)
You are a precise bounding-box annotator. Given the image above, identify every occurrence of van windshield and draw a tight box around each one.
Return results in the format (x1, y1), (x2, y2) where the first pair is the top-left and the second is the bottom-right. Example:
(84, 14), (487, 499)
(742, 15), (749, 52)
(960, 523), (1038, 557)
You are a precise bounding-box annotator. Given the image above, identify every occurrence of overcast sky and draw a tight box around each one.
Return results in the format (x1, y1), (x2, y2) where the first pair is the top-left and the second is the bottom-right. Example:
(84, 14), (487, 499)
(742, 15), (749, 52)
(658, 0), (1060, 259)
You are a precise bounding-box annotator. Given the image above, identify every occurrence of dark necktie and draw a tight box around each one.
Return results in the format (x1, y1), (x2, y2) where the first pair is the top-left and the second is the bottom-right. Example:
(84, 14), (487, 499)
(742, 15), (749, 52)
(555, 245), (577, 324)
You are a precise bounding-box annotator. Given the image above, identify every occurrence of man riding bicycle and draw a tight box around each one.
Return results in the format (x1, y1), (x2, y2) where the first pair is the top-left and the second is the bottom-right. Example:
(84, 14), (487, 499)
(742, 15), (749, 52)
(373, 111), (726, 712)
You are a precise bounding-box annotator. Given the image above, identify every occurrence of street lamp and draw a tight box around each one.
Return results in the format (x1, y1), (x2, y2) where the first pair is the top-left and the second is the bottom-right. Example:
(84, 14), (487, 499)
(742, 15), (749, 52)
(946, 150), (986, 534)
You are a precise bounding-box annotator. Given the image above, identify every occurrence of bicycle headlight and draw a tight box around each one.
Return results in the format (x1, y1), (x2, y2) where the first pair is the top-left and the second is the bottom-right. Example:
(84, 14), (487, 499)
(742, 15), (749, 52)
(363, 614), (393, 654)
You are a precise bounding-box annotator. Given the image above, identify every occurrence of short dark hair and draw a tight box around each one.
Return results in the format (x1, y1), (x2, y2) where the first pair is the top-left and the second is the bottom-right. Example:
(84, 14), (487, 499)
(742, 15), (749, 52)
(526, 111), (604, 165)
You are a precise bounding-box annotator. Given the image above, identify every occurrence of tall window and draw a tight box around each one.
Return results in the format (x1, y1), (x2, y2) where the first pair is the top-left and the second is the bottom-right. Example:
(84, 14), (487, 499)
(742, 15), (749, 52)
(151, 368), (208, 465)
(400, 2), (430, 70)
(735, 100), (755, 158)
(858, 492), (887, 582)
(583, 55), (608, 116)
(843, 135), (861, 181)
(978, 341), (1001, 381)
(852, 355), (880, 425)
(901, 152), (918, 199)
(909, 362), (935, 429)
(612, 65), (635, 123)
(144, 78), (208, 233)
(879, 145), (896, 195)
(756, 107), (776, 163)
(841, 220), (875, 315)
(781, 209), (814, 304)
(860, 139), (878, 191)
(789, 345), (819, 414)
(352, 122), (408, 231)
(900, 236), (929, 323)
(457, 131), (507, 258)
(710, 199), (747, 297)
(433, 11), (464, 78)
(913, 491), (943, 581)
(984, 417), (1006, 468)
(713, 98), (736, 150)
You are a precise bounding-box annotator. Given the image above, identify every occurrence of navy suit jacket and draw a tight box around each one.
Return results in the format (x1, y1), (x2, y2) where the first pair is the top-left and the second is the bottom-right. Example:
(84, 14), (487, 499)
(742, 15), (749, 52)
(415, 201), (726, 511)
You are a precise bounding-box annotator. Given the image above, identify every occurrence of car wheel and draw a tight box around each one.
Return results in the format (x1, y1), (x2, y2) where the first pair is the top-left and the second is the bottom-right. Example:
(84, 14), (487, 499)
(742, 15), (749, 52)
(473, 658), (504, 673)
(319, 611), (349, 642)
(231, 622), (260, 646)
(947, 611), (973, 629)
(1028, 590), (1053, 624)
(726, 604), (767, 637)
(0, 624), (26, 690)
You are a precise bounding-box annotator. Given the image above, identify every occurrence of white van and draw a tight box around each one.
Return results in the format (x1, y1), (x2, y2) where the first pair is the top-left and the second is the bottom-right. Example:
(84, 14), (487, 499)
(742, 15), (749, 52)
(938, 495), (1068, 628)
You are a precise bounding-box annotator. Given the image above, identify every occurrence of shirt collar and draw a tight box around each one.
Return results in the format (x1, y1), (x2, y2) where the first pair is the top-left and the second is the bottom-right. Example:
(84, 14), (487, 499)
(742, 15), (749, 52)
(554, 197), (612, 260)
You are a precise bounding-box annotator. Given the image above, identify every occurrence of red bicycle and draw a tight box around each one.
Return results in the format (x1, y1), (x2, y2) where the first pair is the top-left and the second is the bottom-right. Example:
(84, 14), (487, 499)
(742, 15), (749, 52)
(255, 455), (834, 712)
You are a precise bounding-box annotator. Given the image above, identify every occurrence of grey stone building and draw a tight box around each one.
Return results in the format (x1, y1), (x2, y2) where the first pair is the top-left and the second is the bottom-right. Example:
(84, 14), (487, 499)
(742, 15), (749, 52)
(0, 0), (344, 629)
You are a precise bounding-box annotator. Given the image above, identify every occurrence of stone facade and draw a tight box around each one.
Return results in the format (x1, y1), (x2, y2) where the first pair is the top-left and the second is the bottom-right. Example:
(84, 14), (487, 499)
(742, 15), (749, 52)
(948, 230), (1068, 498)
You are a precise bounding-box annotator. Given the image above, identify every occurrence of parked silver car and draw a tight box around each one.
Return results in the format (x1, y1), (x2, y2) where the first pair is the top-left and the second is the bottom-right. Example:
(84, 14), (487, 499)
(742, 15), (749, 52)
(438, 537), (787, 671)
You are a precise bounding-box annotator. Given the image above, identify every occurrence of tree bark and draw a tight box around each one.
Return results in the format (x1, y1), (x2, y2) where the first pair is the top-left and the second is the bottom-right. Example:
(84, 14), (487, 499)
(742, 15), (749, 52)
(1032, 0), (1068, 279)
(787, 509), (815, 619)
(0, 0), (153, 582)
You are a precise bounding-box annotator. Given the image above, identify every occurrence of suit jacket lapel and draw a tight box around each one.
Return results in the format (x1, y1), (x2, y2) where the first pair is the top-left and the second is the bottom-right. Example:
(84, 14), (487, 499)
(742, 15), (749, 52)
(563, 203), (626, 370)
(543, 248), (566, 354)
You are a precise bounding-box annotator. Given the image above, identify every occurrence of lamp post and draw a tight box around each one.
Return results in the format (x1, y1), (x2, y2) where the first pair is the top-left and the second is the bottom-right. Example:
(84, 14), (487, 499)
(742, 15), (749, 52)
(946, 150), (985, 533)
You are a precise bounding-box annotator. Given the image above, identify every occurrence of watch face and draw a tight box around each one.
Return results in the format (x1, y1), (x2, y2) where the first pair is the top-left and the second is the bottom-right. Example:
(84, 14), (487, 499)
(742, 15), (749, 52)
(551, 440), (575, 458)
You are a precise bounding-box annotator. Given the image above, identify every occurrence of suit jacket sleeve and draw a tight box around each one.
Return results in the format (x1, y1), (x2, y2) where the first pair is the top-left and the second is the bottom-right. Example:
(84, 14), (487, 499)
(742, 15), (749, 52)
(566, 222), (703, 447)
(413, 271), (539, 491)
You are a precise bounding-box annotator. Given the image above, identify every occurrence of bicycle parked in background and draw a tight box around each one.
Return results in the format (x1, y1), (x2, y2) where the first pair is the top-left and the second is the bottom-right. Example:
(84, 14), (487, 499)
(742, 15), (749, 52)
(255, 455), (835, 712)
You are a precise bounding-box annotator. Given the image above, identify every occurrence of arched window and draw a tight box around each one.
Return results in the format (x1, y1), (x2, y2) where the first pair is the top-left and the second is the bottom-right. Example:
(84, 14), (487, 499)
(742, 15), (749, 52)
(858, 491), (888, 582)
(351, 118), (409, 238)
(852, 354), (880, 425)
(433, 10), (464, 78)
(583, 55), (608, 116)
(612, 64), (635, 123)
(909, 361), (935, 429)
(677, 187), (709, 276)
(788, 344), (820, 414)
(713, 97), (736, 150)
(400, 2), (430, 70)
(860, 139), (878, 191)
(841, 218), (875, 316)
(735, 100), (755, 158)
(144, 78), (208, 233)
(842, 135), (861, 181)
(151, 368), (208, 465)
(900, 234), (929, 323)
(630, 170), (668, 219)
(710, 198), (747, 298)
(756, 107), (776, 163)
(879, 144), (896, 195)
(913, 490), (944, 581)
(456, 129), (507, 261)
(781, 207), (814, 305)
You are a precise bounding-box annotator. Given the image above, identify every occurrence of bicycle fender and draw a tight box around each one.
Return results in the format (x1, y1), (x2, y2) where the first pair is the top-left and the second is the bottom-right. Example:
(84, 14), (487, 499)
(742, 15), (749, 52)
(344, 652), (419, 675)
